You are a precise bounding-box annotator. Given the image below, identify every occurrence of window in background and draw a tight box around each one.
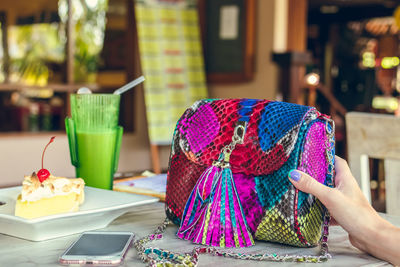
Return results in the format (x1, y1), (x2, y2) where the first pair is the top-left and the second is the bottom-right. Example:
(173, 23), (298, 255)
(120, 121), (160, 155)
(0, 0), (111, 132)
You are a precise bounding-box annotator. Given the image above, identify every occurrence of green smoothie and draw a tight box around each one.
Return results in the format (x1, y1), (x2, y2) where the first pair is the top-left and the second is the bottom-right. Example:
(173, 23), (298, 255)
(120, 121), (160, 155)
(76, 130), (117, 190)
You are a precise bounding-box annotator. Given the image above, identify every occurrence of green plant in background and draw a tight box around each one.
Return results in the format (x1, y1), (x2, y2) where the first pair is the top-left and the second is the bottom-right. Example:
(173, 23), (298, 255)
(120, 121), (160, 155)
(0, 0), (108, 85)
(59, 0), (108, 83)
(8, 24), (64, 85)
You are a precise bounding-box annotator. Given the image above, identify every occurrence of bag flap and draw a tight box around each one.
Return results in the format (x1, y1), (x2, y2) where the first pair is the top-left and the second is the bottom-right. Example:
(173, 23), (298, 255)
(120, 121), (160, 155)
(171, 99), (322, 176)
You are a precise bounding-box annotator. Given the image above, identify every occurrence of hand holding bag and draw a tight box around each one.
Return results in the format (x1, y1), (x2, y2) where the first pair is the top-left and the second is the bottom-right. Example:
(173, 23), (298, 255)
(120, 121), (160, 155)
(137, 99), (335, 265)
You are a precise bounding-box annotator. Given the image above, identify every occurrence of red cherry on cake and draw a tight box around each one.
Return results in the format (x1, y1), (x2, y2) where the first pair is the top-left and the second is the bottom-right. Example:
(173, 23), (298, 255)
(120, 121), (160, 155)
(38, 136), (56, 183)
(37, 169), (50, 182)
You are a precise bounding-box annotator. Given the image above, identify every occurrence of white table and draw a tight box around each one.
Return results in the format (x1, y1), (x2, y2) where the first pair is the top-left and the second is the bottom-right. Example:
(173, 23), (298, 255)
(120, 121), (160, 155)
(0, 202), (397, 266)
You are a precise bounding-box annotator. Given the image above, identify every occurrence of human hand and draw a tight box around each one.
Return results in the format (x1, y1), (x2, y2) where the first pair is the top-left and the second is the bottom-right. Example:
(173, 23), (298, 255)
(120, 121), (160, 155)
(288, 156), (400, 266)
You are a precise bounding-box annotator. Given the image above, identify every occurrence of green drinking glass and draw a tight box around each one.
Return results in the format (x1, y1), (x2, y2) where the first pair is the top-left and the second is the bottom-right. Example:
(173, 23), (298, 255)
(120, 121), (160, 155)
(65, 94), (123, 190)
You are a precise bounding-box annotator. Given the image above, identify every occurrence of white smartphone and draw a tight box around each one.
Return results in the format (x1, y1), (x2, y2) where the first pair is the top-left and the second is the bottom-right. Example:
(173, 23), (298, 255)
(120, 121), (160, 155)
(59, 231), (135, 266)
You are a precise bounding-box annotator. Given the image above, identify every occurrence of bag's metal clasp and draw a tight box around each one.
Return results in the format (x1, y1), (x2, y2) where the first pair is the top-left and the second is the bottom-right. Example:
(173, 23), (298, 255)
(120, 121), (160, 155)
(233, 121), (247, 145)
(216, 121), (248, 166)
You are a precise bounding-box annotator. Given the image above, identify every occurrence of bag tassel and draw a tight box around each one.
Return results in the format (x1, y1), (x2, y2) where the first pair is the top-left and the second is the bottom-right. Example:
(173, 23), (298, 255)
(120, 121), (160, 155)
(178, 123), (254, 248)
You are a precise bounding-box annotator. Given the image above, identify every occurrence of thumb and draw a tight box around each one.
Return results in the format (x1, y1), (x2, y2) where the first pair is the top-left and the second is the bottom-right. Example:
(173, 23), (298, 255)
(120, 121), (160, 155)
(288, 169), (335, 206)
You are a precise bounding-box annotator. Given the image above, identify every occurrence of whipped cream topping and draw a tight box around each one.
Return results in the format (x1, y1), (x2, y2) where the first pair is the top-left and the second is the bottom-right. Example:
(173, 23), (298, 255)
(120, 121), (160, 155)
(20, 173), (85, 202)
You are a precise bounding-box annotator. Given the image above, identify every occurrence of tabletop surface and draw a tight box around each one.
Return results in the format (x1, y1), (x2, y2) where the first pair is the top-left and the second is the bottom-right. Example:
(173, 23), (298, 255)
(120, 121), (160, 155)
(0, 202), (397, 267)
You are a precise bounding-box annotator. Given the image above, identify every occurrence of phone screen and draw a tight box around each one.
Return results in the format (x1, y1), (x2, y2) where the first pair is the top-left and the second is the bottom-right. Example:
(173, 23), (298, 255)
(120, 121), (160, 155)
(65, 233), (132, 256)
(60, 231), (134, 266)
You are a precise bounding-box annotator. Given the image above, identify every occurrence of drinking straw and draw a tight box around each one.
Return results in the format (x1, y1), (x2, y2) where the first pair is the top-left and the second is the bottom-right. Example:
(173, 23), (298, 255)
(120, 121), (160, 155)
(113, 76), (145, 95)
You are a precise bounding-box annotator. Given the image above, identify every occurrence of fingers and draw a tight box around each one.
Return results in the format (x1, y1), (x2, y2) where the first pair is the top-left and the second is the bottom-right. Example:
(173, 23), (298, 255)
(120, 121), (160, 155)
(334, 156), (351, 177)
(329, 217), (338, 226)
(348, 235), (367, 252)
(288, 169), (339, 208)
(334, 156), (360, 190)
(288, 169), (330, 196)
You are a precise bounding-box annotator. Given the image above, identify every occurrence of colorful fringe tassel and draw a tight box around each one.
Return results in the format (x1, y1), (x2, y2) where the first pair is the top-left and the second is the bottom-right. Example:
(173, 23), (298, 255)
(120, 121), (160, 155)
(177, 161), (255, 248)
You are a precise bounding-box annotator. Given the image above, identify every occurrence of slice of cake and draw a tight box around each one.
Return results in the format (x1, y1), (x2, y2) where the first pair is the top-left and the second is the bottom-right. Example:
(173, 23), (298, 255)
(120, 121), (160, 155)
(15, 172), (85, 219)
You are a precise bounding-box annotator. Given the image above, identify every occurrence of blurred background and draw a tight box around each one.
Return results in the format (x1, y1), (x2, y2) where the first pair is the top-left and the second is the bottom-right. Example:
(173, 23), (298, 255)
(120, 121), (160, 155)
(1, 0), (400, 212)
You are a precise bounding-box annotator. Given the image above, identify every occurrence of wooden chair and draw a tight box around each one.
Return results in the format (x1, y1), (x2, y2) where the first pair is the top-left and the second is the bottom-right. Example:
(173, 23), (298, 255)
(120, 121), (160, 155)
(346, 112), (400, 215)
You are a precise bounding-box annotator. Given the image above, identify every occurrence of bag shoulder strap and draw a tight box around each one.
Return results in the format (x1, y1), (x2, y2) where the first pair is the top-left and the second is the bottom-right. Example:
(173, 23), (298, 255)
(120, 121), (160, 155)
(134, 217), (332, 266)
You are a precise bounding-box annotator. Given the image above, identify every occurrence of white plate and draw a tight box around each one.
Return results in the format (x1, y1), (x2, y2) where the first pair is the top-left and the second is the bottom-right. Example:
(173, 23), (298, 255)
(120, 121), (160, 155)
(0, 186), (159, 241)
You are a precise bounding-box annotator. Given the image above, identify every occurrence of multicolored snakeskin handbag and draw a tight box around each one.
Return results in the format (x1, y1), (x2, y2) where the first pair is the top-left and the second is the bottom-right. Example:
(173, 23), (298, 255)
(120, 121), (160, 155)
(167, 99), (334, 244)
(135, 99), (335, 265)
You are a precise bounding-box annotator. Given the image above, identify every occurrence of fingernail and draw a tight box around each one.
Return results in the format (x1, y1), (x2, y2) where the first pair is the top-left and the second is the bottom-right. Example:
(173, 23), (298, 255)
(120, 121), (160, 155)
(289, 170), (302, 181)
